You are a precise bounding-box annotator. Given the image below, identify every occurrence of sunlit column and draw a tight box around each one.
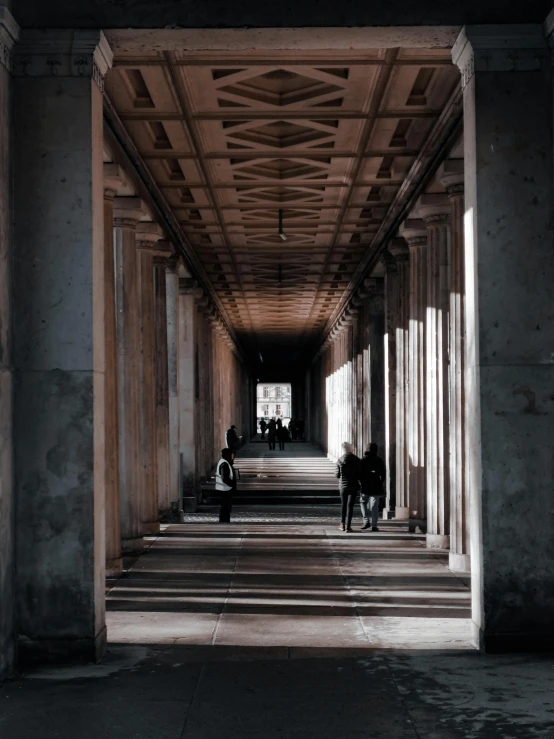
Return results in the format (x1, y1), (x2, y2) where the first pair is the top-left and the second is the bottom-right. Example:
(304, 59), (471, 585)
(400, 219), (428, 531)
(387, 240), (411, 519)
(419, 195), (451, 551)
(165, 257), (180, 506)
(438, 159), (469, 572)
(114, 197), (146, 554)
(153, 256), (171, 519)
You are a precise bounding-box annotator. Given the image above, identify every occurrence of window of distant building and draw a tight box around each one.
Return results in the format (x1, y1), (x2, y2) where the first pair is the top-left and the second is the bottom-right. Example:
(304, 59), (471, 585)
(263, 404), (269, 416)
(276, 404), (281, 416)
(263, 387), (269, 399)
(275, 387), (282, 399)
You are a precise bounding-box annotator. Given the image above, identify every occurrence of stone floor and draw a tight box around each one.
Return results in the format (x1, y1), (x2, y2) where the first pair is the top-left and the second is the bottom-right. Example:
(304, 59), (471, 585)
(3, 507), (554, 738)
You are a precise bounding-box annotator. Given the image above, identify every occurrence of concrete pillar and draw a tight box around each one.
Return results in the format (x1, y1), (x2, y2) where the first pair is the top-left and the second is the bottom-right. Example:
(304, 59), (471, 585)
(165, 259), (180, 506)
(388, 240), (411, 519)
(154, 258), (171, 518)
(114, 197), (145, 555)
(419, 195), (451, 551)
(136, 224), (163, 536)
(400, 220), (428, 531)
(380, 251), (398, 515)
(453, 25), (554, 651)
(0, 5), (18, 679)
(13, 31), (112, 661)
(103, 164), (124, 577)
(178, 279), (197, 500)
(438, 159), (470, 573)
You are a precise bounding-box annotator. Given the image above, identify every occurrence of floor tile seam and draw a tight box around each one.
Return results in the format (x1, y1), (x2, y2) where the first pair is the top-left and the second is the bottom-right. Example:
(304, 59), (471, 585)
(381, 654), (423, 739)
(177, 663), (207, 739)
(211, 533), (244, 645)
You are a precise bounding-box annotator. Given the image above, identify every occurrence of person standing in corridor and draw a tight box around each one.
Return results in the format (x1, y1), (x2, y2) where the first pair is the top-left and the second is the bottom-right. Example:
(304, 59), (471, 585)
(359, 442), (386, 532)
(215, 448), (237, 523)
(259, 418), (267, 439)
(336, 442), (361, 532)
(267, 417), (277, 451)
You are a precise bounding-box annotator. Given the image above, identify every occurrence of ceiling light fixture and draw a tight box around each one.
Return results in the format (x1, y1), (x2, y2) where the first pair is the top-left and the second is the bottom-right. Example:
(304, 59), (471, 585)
(278, 208), (287, 241)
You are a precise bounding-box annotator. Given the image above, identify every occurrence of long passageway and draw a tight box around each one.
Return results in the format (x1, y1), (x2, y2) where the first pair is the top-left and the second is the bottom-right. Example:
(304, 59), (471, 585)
(106, 504), (472, 651)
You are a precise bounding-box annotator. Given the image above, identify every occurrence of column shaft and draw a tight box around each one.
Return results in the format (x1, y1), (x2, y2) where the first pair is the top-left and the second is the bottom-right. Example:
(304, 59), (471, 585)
(13, 31), (111, 661)
(420, 200), (451, 550)
(178, 282), (197, 501)
(454, 25), (554, 650)
(137, 248), (159, 535)
(166, 262), (180, 505)
(103, 187), (121, 577)
(382, 254), (398, 514)
(114, 201), (144, 555)
(154, 263), (170, 517)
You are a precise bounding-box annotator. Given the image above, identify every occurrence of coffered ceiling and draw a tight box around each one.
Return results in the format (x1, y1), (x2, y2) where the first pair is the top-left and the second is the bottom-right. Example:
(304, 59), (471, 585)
(105, 46), (458, 366)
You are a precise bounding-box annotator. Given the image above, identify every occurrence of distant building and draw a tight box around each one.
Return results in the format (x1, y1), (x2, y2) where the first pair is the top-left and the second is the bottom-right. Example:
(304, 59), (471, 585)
(256, 383), (291, 421)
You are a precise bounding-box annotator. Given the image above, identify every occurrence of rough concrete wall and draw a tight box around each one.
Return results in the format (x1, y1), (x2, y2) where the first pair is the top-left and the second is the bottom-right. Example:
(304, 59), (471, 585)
(14, 0), (552, 28)
(0, 60), (15, 680)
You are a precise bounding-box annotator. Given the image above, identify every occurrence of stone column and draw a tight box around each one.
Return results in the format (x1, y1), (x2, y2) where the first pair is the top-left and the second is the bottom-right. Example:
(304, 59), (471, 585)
(13, 31), (112, 661)
(136, 224), (163, 536)
(153, 257), (171, 518)
(438, 159), (470, 573)
(419, 194), (451, 551)
(453, 25), (554, 651)
(388, 240), (411, 519)
(380, 251), (398, 516)
(103, 164), (124, 577)
(400, 219), (428, 531)
(366, 279), (385, 452)
(114, 197), (145, 555)
(178, 278), (197, 503)
(166, 259), (180, 506)
(0, 5), (18, 680)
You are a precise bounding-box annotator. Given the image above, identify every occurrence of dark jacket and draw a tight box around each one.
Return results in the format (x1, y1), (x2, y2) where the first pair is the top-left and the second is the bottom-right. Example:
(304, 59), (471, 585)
(267, 419), (277, 440)
(336, 452), (361, 493)
(360, 451), (386, 495)
(226, 427), (239, 450)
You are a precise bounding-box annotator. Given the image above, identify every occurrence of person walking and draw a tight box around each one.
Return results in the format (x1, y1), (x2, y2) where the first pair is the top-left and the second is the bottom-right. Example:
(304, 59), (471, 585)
(267, 418), (277, 451)
(359, 442), (386, 532)
(259, 418), (267, 440)
(215, 448), (237, 523)
(225, 424), (241, 451)
(336, 442), (361, 532)
(278, 423), (289, 451)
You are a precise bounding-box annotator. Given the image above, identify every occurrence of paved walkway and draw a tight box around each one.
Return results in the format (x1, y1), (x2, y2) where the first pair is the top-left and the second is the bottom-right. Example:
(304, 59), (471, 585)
(106, 507), (472, 651)
(4, 508), (554, 738)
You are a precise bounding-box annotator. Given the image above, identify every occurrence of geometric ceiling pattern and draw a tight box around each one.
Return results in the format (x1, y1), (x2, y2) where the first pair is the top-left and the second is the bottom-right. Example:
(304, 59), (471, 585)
(105, 48), (458, 365)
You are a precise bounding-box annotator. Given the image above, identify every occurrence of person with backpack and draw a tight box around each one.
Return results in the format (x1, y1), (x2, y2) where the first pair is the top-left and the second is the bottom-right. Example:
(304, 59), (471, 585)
(359, 442), (386, 532)
(336, 442), (361, 532)
(215, 448), (237, 523)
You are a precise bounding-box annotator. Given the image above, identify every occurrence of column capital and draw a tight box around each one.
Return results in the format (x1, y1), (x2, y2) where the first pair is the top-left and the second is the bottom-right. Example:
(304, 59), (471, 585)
(0, 6), (19, 72)
(388, 237), (410, 262)
(113, 197), (146, 229)
(136, 222), (164, 251)
(103, 163), (126, 201)
(14, 30), (113, 91)
(452, 25), (547, 90)
(399, 219), (427, 246)
(379, 249), (398, 272)
(363, 276), (384, 295)
(437, 159), (464, 197)
(417, 193), (451, 224)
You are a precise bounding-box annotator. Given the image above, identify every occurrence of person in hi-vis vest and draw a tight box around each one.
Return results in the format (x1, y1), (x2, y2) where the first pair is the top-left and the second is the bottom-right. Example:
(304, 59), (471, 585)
(215, 448), (237, 523)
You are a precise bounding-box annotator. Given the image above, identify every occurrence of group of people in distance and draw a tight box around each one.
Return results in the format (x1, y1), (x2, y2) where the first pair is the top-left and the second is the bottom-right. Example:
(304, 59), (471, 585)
(336, 442), (386, 533)
(259, 417), (305, 450)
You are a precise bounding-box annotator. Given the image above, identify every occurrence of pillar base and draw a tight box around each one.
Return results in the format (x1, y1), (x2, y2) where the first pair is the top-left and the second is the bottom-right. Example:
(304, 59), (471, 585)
(449, 552), (470, 574)
(105, 557), (123, 578)
(18, 626), (107, 666)
(394, 506), (410, 520)
(143, 521), (161, 536)
(408, 517), (426, 534)
(0, 635), (15, 681)
(426, 533), (450, 550)
(121, 537), (144, 555)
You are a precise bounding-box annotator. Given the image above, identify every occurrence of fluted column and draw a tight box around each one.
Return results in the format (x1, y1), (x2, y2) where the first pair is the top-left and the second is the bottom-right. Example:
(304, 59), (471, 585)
(103, 165), (124, 576)
(439, 159), (469, 572)
(136, 223), (163, 536)
(178, 278), (197, 501)
(400, 219), (427, 530)
(380, 251), (398, 515)
(388, 240), (410, 519)
(165, 259), (180, 506)
(154, 257), (171, 518)
(419, 194), (451, 551)
(114, 197), (145, 554)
